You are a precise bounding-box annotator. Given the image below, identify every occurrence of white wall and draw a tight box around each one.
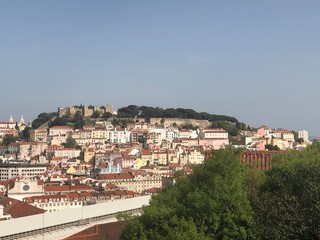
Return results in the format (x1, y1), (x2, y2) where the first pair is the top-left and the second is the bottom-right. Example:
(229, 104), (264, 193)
(0, 195), (151, 237)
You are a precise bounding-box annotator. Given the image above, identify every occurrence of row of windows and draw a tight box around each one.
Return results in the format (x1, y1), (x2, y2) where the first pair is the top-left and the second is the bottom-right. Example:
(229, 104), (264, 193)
(35, 201), (83, 208)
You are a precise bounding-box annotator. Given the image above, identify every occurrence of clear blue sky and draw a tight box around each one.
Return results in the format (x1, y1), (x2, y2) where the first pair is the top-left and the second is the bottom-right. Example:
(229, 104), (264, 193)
(1, 1), (320, 135)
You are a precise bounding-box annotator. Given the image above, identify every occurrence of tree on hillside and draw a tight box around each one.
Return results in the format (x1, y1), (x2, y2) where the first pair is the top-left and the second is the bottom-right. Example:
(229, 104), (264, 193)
(73, 111), (85, 129)
(291, 130), (299, 141)
(102, 112), (112, 119)
(64, 138), (78, 149)
(211, 121), (239, 136)
(117, 105), (240, 124)
(121, 149), (255, 240)
(31, 112), (57, 129)
(20, 126), (31, 141)
(49, 116), (68, 127)
(265, 144), (280, 151)
(296, 138), (304, 144)
(252, 144), (320, 239)
(111, 118), (128, 128)
(1, 134), (19, 146)
(91, 111), (100, 118)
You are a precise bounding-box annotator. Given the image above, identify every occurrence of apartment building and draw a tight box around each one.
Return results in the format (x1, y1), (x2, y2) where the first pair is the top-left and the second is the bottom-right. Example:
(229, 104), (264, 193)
(108, 128), (131, 144)
(49, 126), (73, 136)
(97, 172), (162, 193)
(0, 163), (47, 180)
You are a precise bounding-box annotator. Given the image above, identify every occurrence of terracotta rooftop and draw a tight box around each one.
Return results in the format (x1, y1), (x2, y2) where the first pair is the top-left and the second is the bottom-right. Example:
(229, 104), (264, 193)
(44, 184), (93, 192)
(97, 173), (134, 180)
(64, 221), (127, 240)
(0, 196), (45, 218)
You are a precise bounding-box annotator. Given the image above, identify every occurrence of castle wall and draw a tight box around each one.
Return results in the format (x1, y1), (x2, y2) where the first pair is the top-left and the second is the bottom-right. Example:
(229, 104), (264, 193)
(150, 118), (211, 128)
(59, 105), (113, 117)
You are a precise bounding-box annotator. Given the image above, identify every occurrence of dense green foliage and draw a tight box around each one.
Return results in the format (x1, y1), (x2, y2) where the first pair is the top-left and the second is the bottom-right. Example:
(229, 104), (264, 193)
(253, 144), (320, 239)
(32, 108), (111, 130)
(20, 126), (31, 141)
(211, 121), (247, 136)
(47, 111), (85, 129)
(265, 144), (280, 151)
(117, 105), (239, 123)
(121, 149), (255, 240)
(1, 134), (20, 146)
(121, 146), (320, 240)
(116, 105), (248, 135)
(64, 138), (79, 149)
(49, 117), (68, 127)
(91, 111), (100, 118)
(32, 112), (57, 129)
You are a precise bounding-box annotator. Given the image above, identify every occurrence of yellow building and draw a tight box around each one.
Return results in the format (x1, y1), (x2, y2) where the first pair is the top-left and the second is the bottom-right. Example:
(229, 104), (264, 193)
(66, 164), (86, 175)
(84, 150), (95, 162)
(135, 158), (146, 169)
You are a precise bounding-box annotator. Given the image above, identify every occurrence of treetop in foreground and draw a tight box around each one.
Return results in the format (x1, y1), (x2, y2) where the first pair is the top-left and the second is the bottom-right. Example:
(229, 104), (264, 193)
(121, 148), (255, 240)
(121, 145), (320, 239)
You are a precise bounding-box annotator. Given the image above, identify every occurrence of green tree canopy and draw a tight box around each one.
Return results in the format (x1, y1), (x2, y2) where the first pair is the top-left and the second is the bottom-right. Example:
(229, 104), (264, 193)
(211, 120), (239, 136)
(121, 149), (255, 239)
(73, 111), (85, 129)
(49, 116), (68, 127)
(102, 112), (112, 119)
(31, 112), (56, 129)
(64, 138), (78, 149)
(117, 105), (239, 124)
(91, 111), (100, 118)
(1, 134), (20, 146)
(265, 144), (280, 151)
(252, 145), (320, 239)
(20, 126), (31, 141)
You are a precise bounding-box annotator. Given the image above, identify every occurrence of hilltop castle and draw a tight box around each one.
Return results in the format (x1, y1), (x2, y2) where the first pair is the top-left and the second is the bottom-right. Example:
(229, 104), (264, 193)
(58, 105), (113, 117)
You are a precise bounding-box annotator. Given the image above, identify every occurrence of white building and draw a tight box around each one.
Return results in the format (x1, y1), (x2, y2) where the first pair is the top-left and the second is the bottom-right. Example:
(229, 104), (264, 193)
(165, 129), (178, 140)
(282, 131), (295, 142)
(0, 163), (47, 180)
(108, 128), (131, 144)
(187, 149), (205, 164)
(177, 130), (192, 139)
(49, 126), (73, 136)
(298, 130), (309, 142)
(200, 128), (228, 139)
(148, 127), (167, 139)
(0, 116), (16, 129)
(54, 148), (81, 159)
(97, 172), (162, 193)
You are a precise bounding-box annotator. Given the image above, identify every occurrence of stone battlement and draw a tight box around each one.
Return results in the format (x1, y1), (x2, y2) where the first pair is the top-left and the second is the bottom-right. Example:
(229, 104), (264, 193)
(58, 105), (113, 117)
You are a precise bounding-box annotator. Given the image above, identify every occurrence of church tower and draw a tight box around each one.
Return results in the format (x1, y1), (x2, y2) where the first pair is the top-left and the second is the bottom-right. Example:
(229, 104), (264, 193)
(9, 115), (14, 123)
(18, 115), (25, 126)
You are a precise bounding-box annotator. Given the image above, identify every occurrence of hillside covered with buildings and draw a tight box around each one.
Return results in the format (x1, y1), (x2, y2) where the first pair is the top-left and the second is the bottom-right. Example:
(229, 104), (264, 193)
(0, 104), (313, 239)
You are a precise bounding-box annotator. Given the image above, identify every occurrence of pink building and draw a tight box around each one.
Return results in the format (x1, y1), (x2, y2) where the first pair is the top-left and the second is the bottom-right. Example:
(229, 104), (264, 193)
(114, 157), (135, 169)
(199, 138), (229, 149)
(257, 126), (270, 138)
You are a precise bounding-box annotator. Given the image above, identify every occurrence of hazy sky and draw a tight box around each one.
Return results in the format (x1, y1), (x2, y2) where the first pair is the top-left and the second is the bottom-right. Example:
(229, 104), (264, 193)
(1, 1), (320, 135)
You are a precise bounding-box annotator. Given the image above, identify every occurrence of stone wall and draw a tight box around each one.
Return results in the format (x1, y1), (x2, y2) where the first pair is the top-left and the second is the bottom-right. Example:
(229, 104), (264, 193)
(58, 105), (113, 117)
(150, 118), (211, 128)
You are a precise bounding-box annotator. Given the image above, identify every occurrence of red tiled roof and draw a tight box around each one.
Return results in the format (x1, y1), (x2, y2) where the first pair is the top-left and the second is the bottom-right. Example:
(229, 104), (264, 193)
(50, 126), (72, 129)
(0, 178), (16, 190)
(0, 197), (44, 218)
(97, 173), (134, 180)
(44, 184), (93, 192)
(64, 221), (127, 240)
(144, 187), (161, 194)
